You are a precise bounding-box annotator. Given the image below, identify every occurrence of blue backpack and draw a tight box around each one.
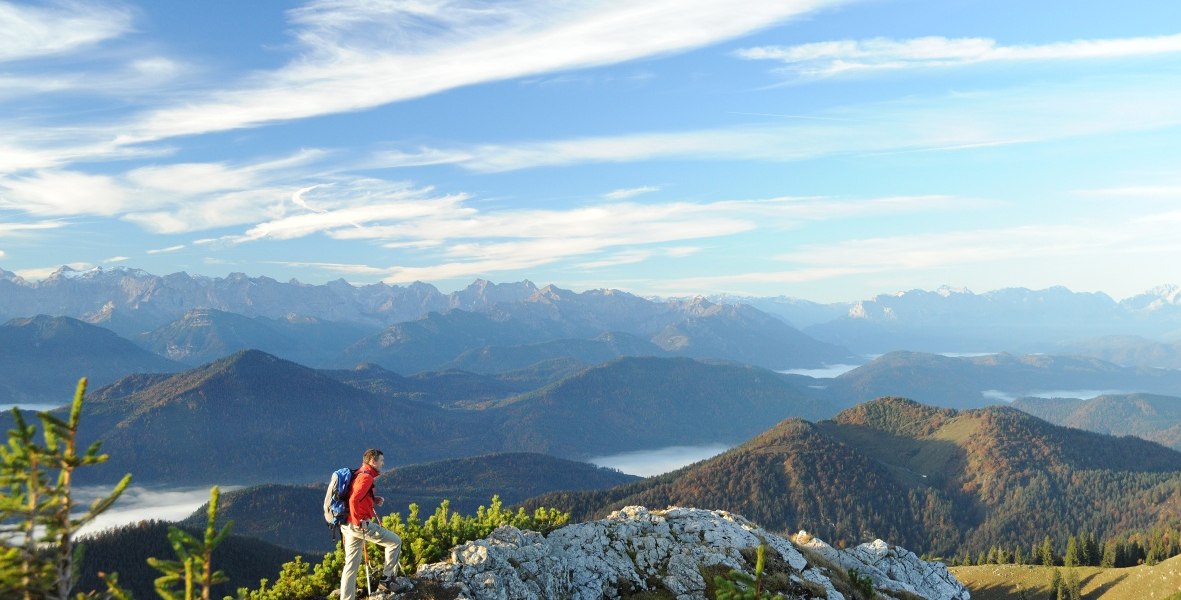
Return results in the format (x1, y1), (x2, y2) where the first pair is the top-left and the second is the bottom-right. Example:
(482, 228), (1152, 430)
(322, 467), (355, 538)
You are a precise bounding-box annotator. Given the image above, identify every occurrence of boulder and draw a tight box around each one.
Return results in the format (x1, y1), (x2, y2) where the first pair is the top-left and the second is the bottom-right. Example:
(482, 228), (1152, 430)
(409, 506), (969, 600)
(795, 532), (970, 600)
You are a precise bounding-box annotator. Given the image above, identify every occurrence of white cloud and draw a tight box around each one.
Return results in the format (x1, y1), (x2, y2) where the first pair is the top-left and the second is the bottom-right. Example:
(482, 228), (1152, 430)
(666, 208), (1181, 293)
(1, 0), (840, 172)
(103, 256), (129, 263)
(0, 150), (329, 233)
(14, 262), (94, 281)
(267, 261), (387, 276)
(146, 245), (185, 254)
(0, 1), (133, 62)
(663, 246), (702, 258)
(0, 170), (133, 216)
(100, 0), (843, 145)
(736, 33), (1181, 79)
(0, 220), (65, 235)
(578, 250), (653, 269)
(336, 194), (965, 283)
(604, 186), (660, 200)
(380, 76), (1181, 172)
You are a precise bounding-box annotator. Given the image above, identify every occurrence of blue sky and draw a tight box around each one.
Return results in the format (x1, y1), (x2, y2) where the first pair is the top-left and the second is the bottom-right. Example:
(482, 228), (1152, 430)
(1, 0), (1180, 302)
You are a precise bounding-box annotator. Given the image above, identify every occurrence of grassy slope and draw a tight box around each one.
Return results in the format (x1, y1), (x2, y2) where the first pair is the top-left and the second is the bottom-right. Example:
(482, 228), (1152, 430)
(951, 555), (1181, 600)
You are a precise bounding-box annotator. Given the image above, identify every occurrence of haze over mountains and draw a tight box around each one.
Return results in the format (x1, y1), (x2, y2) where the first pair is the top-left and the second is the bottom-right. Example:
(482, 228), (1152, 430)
(56, 350), (830, 486)
(720, 284), (1181, 359)
(6, 266), (1181, 369)
(8, 342), (1175, 490)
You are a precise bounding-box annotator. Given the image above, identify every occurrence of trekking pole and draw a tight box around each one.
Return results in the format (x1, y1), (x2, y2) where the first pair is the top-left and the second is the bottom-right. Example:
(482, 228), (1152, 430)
(363, 538), (372, 597)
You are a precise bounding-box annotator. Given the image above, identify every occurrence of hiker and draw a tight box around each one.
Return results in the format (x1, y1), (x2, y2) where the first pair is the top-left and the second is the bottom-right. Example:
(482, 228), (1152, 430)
(339, 448), (412, 598)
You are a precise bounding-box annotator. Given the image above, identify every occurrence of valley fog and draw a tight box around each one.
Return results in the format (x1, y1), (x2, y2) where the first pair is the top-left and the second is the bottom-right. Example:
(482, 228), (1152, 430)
(75, 485), (242, 538)
(588, 443), (732, 477)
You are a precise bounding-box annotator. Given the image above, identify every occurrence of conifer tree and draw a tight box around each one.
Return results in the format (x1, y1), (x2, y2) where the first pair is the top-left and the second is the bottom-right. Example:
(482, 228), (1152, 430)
(1040, 536), (1055, 567)
(1064, 536), (1079, 568)
(1100, 540), (1117, 568)
(1064, 568), (1081, 600)
(149, 486), (231, 600)
(1049, 568), (1062, 599)
(0, 378), (131, 600)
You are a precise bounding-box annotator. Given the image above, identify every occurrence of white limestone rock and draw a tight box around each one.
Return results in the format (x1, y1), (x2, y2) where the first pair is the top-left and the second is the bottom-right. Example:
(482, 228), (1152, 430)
(412, 507), (969, 600)
(795, 532), (970, 600)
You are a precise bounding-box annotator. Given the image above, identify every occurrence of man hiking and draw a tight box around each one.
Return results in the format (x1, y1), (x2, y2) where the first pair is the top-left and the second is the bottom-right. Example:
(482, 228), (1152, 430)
(339, 448), (412, 598)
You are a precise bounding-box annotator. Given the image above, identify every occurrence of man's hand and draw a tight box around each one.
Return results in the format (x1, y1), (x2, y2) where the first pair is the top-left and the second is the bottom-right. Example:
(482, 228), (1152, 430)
(376, 495), (385, 506)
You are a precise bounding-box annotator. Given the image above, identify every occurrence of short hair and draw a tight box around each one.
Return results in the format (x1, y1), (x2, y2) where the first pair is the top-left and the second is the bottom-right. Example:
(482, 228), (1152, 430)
(363, 448), (384, 465)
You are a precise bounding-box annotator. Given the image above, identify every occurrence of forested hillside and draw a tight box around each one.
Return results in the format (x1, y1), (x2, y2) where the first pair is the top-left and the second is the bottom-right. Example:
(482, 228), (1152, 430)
(525, 397), (1181, 557)
(1013, 393), (1181, 451)
(76, 520), (301, 600)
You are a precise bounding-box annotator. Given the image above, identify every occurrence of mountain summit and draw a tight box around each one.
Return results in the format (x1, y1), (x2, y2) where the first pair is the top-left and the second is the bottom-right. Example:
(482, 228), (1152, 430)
(528, 396), (1181, 557)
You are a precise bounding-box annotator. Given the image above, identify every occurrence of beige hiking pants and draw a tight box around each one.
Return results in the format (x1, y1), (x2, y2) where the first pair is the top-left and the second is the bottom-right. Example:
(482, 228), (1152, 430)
(339, 520), (403, 600)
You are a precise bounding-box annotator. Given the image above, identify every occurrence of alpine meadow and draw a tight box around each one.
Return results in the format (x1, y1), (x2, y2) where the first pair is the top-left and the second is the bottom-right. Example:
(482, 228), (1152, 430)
(3, 1), (1181, 599)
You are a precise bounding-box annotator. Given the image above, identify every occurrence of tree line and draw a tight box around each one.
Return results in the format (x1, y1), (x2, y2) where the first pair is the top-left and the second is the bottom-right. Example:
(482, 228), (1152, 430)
(945, 524), (1181, 567)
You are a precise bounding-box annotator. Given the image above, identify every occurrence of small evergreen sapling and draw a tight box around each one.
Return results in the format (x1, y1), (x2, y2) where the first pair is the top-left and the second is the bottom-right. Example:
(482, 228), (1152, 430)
(148, 486), (232, 600)
(713, 544), (784, 600)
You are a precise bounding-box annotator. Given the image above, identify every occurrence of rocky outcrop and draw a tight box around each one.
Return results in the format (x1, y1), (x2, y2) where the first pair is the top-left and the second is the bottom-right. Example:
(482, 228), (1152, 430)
(795, 533), (970, 600)
(408, 506), (969, 600)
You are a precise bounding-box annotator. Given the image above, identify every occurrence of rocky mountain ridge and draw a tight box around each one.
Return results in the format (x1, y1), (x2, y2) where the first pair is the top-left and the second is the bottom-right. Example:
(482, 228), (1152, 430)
(409, 505), (968, 600)
(7, 265), (1181, 361)
(715, 284), (1181, 357)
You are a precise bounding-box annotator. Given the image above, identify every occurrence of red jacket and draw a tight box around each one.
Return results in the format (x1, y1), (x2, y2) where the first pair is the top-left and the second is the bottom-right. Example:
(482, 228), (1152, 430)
(348, 464), (380, 525)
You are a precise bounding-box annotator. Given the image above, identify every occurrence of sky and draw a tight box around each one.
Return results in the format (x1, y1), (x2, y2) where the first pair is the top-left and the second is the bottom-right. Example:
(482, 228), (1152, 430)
(1, 0), (1180, 303)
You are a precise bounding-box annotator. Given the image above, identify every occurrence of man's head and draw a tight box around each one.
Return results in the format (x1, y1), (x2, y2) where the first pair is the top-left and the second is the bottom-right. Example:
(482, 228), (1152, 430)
(363, 448), (384, 468)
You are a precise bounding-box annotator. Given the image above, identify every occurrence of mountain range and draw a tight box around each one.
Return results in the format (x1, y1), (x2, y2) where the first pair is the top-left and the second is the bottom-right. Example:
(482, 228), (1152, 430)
(821, 350), (1181, 409)
(0, 315), (181, 405)
(9, 335), (1181, 488)
(137, 393), (1181, 564)
(525, 397), (1181, 557)
(722, 284), (1181, 358)
(42, 350), (828, 486)
(9, 265), (1181, 366)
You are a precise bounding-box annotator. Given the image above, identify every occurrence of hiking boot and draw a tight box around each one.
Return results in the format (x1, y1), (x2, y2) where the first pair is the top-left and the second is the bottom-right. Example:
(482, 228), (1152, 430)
(377, 576), (414, 593)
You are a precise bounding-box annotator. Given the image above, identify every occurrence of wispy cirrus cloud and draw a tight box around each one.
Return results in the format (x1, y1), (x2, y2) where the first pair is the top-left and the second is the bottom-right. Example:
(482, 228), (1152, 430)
(577, 246), (701, 270)
(604, 186), (660, 200)
(0, 220), (65, 235)
(165, 187), (968, 284)
(0, 150), (327, 233)
(0, 1), (134, 62)
(116, 0), (844, 145)
(662, 207), (1181, 295)
(373, 74), (1181, 172)
(736, 33), (1181, 79)
(146, 245), (184, 254)
(3, 0), (844, 173)
(276, 193), (972, 282)
(265, 261), (388, 276)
